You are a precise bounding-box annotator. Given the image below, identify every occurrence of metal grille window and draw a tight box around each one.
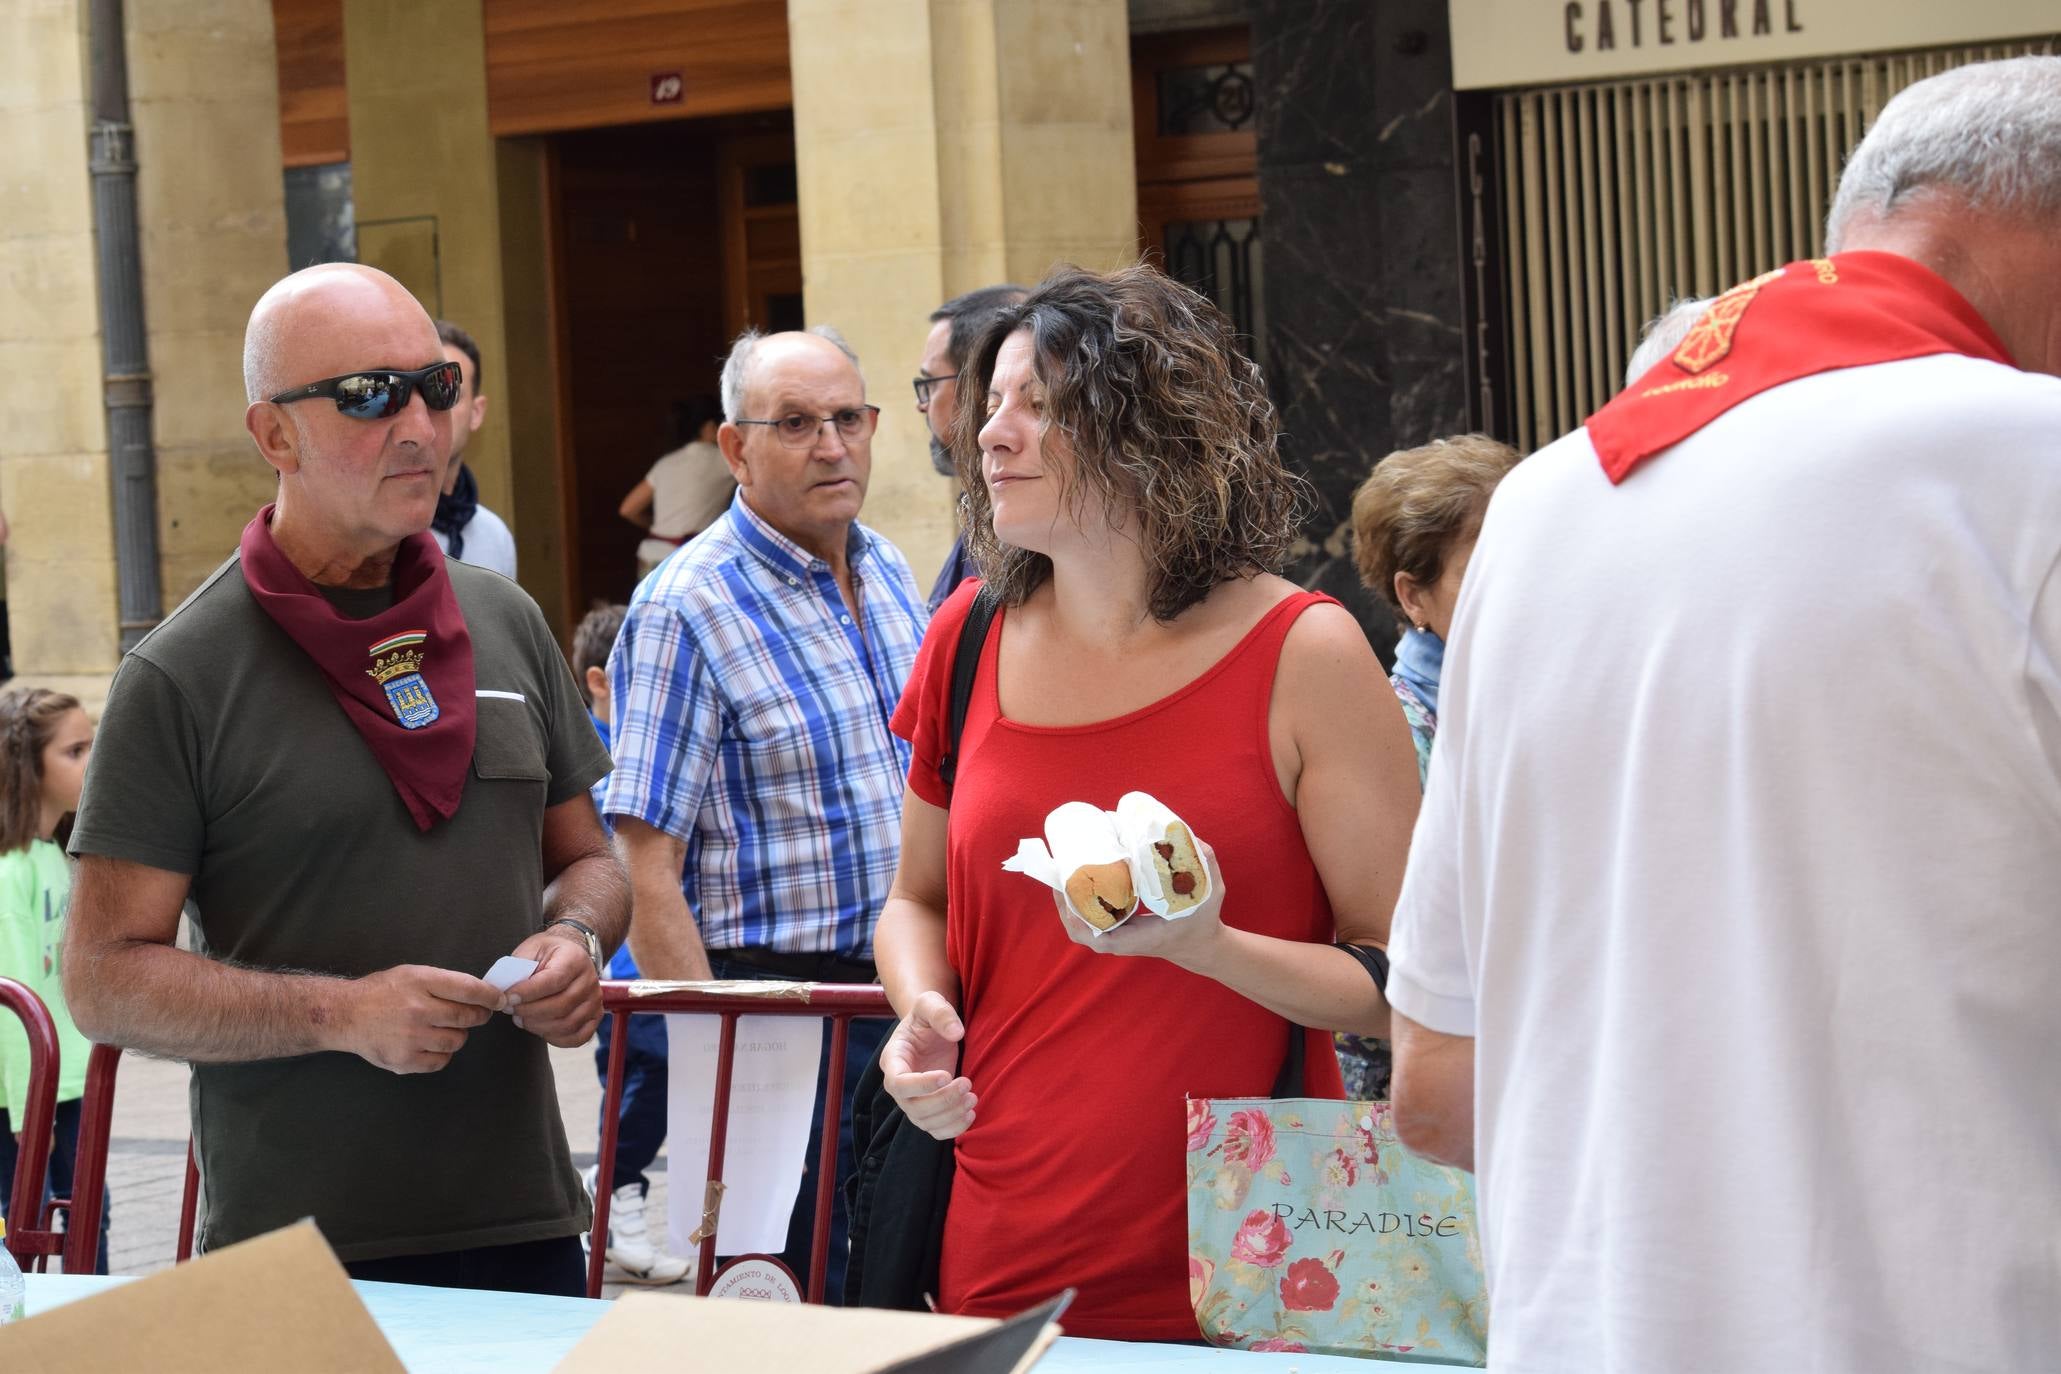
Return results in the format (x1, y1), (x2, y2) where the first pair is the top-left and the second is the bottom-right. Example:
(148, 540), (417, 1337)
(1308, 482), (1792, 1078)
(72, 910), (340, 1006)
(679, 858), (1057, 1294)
(1157, 60), (1257, 135)
(1164, 217), (1265, 371)
(1491, 37), (2060, 452)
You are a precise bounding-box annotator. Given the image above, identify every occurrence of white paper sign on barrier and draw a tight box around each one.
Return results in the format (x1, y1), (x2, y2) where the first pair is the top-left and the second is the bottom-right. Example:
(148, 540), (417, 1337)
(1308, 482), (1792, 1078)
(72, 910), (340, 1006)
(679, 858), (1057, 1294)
(664, 1013), (824, 1258)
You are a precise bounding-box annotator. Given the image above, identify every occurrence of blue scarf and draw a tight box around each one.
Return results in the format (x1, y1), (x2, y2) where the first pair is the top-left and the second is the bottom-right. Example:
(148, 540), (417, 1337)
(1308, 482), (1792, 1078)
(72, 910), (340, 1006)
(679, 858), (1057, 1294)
(1392, 626), (1444, 716)
(433, 463), (479, 560)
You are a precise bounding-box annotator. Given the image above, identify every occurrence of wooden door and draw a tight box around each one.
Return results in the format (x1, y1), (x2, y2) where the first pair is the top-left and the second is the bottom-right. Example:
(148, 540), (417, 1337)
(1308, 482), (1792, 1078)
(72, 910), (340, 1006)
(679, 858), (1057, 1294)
(1132, 26), (1265, 369)
(719, 133), (804, 339)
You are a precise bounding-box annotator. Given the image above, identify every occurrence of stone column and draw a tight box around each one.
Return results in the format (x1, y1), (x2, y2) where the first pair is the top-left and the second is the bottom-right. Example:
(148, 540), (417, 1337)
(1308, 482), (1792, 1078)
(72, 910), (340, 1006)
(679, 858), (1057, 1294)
(788, 0), (1138, 586)
(495, 138), (570, 637)
(0, 0), (287, 700)
(128, 0), (291, 607)
(1252, 0), (1468, 658)
(0, 2), (121, 694)
(343, 0), (515, 523)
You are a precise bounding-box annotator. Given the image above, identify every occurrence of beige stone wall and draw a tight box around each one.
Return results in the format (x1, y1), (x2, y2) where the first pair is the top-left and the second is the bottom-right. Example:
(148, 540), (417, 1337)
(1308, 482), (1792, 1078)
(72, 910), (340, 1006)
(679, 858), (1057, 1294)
(989, 0), (1140, 284)
(0, 1), (120, 682)
(790, 0), (949, 585)
(0, 0), (288, 700)
(788, 0), (1139, 589)
(128, 0), (290, 605)
(344, 0), (515, 525)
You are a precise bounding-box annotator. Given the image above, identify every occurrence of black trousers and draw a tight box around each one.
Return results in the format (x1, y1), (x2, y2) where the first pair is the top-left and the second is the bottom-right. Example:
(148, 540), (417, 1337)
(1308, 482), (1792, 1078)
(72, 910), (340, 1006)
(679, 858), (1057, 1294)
(343, 1234), (586, 1297)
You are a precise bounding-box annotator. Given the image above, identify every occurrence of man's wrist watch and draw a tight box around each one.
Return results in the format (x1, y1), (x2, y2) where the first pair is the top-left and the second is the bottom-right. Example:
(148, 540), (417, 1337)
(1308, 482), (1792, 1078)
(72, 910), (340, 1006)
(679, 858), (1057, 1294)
(544, 918), (604, 977)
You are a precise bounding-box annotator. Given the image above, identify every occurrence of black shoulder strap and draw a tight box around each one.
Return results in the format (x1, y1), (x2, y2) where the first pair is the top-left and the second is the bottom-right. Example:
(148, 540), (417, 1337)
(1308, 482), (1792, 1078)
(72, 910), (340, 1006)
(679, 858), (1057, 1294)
(937, 586), (1001, 802)
(1335, 940), (1390, 992)
(1271, 1019), (1308, 1099)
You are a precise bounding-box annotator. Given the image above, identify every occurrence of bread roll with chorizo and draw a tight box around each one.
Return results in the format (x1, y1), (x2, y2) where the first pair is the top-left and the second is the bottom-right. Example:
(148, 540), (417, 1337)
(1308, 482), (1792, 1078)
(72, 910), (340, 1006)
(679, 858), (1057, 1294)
(1115, 791), (1210, 916)
(1064, 861), (1137, 931)
(1044, 801), (1139, 931)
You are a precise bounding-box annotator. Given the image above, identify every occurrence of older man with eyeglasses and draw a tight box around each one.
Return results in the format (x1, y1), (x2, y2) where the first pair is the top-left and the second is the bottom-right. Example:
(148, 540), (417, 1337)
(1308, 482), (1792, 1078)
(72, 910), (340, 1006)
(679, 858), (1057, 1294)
(603, 326), (926, 1302)
(64, 262), (628, 1295)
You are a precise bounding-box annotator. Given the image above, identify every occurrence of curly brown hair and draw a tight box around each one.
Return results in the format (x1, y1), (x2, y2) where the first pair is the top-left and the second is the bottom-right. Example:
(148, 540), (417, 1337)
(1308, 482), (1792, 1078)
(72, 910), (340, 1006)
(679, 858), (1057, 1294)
(0, 687), (83, 854)
(950, 263), (1309, 622)
(1350, 434), (1522, 628)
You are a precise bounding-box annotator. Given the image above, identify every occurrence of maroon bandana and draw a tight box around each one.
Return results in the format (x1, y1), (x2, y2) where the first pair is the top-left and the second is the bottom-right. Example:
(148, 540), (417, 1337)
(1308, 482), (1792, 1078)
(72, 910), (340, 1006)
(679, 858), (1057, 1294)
(239, 505), (477, 831)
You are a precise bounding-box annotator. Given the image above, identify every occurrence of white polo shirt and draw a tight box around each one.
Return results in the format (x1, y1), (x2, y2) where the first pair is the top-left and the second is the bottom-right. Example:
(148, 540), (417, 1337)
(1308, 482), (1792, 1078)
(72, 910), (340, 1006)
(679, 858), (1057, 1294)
(433, 504), (517, 581)
(1389, 353), (2061, 1372)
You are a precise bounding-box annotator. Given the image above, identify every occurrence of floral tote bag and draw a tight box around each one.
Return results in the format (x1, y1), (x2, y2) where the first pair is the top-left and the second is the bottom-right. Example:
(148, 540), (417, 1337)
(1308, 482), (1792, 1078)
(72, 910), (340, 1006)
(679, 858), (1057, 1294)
(1186, 1094), (1488, 1364)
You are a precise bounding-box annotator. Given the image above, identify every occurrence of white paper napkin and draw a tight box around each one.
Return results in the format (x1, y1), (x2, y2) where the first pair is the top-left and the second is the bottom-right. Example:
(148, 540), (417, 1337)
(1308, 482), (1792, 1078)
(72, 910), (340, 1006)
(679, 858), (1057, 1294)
(1115, 790), (1214, 916)
(1002, 795), (1209, 933)
(1001, 800), (1137, 932)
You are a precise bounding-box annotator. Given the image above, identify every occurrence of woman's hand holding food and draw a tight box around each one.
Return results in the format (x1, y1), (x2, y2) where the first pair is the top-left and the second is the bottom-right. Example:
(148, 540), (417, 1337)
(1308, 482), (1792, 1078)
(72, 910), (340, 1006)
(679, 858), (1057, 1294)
(1059, 840), (1229, 973)
(880, 989), (977, 1140)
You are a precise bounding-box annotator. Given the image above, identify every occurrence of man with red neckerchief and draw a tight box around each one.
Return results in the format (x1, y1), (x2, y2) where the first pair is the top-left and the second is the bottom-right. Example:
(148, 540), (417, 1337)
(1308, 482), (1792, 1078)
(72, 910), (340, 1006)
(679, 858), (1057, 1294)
(63, 264), (627, 1296)
(1389, 58), (2061, 1372)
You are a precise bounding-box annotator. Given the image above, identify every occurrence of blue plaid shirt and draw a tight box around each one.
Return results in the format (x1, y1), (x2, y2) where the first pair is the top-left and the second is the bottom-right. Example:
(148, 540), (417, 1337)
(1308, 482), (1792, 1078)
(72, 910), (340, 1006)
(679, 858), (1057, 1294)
(602, 492), (927, 956)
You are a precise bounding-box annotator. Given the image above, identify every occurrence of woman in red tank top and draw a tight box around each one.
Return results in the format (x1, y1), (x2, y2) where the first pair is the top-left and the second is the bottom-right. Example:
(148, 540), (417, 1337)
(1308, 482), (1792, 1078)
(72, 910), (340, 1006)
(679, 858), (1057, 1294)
(876, 266), (1422, 1342)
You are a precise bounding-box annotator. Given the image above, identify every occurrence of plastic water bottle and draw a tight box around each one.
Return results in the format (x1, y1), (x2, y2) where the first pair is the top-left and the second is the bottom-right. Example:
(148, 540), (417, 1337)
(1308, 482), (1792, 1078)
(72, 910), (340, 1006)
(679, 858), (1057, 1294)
(0, 1217), (24, 1324)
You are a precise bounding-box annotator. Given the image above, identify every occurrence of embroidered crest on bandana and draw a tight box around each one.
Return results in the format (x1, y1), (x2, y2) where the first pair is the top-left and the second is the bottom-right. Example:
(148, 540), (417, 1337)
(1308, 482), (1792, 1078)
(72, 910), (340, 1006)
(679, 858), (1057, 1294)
(1670, 265), (1788, 375)
(366, 630), (440, 729)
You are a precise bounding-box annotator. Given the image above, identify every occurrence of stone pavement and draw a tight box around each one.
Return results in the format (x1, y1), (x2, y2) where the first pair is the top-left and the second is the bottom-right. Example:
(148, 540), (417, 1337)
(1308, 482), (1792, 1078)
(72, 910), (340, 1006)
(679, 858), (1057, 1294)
(93, 1043), (687, 1300)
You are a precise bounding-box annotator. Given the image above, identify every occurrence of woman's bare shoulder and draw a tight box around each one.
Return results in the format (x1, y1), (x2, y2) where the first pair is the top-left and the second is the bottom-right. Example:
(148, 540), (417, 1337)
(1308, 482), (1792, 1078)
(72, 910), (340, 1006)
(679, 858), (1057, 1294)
(1195, 571), (1304, 628)
(1276, 596), (1384, 685)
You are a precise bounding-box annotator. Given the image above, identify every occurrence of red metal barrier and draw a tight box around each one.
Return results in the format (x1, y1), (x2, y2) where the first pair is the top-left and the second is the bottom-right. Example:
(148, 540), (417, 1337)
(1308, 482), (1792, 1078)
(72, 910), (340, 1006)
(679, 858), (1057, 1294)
(0, 977), (60, 1268)
(53, 1043), (123, 1274)
(175, 1142), (200, 1263)
(5, 1036), (190, 1275)
(21, 981), (887, 1286)
(588, 980), (895, 1302)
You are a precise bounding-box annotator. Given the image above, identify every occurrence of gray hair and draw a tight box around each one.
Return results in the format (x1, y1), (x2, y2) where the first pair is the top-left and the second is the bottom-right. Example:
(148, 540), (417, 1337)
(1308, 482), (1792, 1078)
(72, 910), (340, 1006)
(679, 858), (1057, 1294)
(718, 325), (862, 421)
(242, 305), (285, 403)
(1825, 55), (2061, 250)
(1624, 296), (1715, 386)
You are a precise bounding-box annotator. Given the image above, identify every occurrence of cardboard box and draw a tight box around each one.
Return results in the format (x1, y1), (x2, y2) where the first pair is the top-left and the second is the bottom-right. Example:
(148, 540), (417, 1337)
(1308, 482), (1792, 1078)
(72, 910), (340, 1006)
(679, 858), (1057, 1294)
(0, 1221), (1066, 1374)
(0, 1222), (403, 1373)
(555, 1289), (1068, 1374)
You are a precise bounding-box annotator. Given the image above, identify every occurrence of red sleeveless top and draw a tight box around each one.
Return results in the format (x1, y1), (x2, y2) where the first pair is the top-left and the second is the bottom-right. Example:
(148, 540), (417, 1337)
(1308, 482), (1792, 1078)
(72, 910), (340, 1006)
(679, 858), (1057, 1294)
(891, 582), (1347, 1341)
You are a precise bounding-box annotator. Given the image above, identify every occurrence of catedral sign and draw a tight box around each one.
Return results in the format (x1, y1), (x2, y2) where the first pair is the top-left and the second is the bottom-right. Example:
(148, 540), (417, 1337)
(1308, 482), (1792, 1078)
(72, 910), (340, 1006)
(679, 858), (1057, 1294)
(1449, 0), (2059, 88)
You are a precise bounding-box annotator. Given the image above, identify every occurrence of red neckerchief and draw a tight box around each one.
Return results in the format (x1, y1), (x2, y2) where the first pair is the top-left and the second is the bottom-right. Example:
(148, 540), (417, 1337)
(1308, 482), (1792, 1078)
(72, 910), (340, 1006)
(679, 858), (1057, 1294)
(1588, 251), (2016, 483)
(238, 504), (477, 831)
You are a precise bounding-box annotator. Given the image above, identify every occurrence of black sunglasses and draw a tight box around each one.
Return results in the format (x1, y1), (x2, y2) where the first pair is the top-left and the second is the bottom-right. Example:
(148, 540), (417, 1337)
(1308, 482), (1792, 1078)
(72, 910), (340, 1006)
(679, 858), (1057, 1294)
(269, 361), (463, 420)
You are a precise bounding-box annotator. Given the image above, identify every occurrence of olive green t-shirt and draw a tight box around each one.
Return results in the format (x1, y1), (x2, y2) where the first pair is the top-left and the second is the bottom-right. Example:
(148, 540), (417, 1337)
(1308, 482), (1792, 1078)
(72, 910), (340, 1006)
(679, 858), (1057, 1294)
(69, 554), (611, 1262)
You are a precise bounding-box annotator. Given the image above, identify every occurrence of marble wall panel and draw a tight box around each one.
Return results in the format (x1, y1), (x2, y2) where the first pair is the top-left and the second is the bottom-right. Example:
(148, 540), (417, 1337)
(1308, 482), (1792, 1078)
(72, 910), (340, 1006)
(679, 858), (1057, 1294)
(1252, 0), (1468, 662)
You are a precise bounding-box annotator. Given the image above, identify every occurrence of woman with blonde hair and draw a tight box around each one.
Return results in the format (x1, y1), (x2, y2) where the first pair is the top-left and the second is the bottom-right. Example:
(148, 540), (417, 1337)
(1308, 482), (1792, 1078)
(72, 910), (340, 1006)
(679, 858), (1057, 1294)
(1335, 433), (1521, 1099)
(873, 264), (1422, 1339)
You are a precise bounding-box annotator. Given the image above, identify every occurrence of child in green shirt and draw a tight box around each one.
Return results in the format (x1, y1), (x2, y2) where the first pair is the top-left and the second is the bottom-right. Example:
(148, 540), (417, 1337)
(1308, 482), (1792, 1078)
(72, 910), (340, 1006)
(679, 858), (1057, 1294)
(0, 687), (106, 1272)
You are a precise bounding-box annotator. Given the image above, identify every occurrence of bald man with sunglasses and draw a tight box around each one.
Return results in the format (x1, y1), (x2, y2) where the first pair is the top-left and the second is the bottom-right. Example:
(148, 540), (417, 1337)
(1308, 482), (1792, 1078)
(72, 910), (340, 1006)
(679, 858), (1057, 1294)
(64, 264), (628, 1295)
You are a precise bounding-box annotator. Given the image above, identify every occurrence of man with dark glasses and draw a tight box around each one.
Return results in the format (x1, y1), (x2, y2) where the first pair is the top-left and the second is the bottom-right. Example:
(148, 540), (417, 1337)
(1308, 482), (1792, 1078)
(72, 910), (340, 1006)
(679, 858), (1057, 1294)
(65, 262), (627, 1297)
(915, 284), (1024, 612)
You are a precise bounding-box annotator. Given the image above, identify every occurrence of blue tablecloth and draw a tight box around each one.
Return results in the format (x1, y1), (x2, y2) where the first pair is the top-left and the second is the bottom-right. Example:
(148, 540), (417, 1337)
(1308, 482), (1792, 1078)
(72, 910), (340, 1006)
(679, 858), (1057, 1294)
(23, 1275), (1386, 1371)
